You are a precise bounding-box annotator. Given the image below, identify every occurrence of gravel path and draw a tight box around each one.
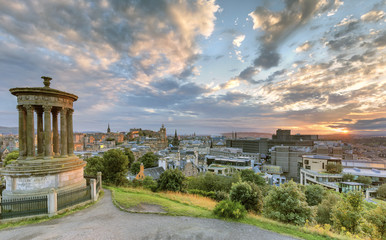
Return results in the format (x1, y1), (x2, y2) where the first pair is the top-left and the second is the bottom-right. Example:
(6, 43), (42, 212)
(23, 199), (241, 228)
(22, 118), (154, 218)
(0, 190), (298, 240)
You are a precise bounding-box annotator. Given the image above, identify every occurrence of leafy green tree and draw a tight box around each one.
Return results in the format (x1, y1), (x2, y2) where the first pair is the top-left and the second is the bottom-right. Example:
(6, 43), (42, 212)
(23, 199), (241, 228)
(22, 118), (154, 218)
(377, 183), (386, 199)
(157, 169), (185, 192)
(366, 202), (386, 238)
(316, 191), (341, 225)
(130, 162), (141, 175)
(3, 150), (18, 166)
(326, 163), (342, 173)
(102, 149), (129, 185)
(240, 169), (266, 186)
(263, 180), (312, 225)
(305, 184), (325, 206)
(356, 176), (372, 185)
(213, 200), (246, 219)
(230, 181), (263, 214)
(84, 156), (104, 176)
(124, 148), (135, 168)
(331, 191), (364, 234)
(342, 173), (355, 182)
(138, 152), (158, 168)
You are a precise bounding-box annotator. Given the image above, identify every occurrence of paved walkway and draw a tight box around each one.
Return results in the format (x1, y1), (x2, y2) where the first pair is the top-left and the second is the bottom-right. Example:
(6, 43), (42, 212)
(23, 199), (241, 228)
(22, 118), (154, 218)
(0, 190), (297, 240)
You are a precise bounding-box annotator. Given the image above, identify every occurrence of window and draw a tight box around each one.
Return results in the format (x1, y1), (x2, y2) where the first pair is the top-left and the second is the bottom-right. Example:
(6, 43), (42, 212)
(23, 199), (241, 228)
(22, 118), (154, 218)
(322, 163), (325, 169)
(304, 160), (309, 164)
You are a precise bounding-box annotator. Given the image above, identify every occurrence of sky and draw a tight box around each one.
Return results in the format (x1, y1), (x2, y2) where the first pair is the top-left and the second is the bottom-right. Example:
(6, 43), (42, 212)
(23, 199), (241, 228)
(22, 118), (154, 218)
(0, 0), (385, 135)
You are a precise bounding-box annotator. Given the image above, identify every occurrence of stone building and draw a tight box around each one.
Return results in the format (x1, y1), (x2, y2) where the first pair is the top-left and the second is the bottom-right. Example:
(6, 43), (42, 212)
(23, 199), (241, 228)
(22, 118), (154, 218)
(0, 77), (87, 199)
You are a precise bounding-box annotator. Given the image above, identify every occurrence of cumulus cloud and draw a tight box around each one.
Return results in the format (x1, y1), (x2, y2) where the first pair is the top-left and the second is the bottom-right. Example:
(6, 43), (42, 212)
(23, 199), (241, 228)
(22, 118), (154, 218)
(232, 34), (245, 47)
(295, 41), (312, 52)
(361, 10), (385, 22)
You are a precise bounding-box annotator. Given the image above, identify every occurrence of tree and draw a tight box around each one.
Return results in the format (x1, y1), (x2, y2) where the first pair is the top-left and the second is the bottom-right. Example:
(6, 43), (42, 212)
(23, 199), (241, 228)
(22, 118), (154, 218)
(342, 173), (355, 182)
(331, 191), (364, 234)
(326, 163), (342, 174)
(356, 176), (372, 185)
(138, 152), (158, 168)
(130, 162), (141, 175)
(3, 150), (18, 166)
(157, 169), (185, 192)
(240, 169), (266, 186)
(230, 181), (263, 214)
(377, 183), (386, 199)
(316, 191), (341, 225)
(102, 149), (129, 185)
(84, 156), (104, 176)
(305, 184), (325, 206)
(263, 180), (312, 225)
(366, 202), (386, 238)
(124, 148), (135, 168)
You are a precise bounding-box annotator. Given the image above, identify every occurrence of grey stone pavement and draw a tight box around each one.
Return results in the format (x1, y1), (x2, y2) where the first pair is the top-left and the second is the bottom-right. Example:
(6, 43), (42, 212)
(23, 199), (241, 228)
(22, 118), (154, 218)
(0, 190), (298, 240)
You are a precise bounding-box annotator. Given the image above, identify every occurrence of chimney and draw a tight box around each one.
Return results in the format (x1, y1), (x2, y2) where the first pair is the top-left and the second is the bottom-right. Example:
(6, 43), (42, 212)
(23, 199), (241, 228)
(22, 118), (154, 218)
(140, 162), (144, 173)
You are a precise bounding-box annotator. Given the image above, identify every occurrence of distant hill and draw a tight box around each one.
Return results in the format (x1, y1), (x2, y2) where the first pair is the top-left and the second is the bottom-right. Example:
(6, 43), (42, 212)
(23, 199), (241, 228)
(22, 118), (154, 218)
(0, 126), (18, 135)
(222, 132), (272, 139)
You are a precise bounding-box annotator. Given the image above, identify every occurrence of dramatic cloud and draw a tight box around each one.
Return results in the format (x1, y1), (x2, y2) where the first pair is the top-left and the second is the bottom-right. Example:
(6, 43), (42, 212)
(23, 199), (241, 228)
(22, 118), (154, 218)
(361, 10), (385, 22)
(295, 41), (312, 52)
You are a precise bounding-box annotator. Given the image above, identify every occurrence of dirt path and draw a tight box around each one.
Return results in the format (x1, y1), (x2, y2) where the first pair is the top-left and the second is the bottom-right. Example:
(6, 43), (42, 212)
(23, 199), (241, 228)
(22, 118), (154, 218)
(0, 190), (298, 240)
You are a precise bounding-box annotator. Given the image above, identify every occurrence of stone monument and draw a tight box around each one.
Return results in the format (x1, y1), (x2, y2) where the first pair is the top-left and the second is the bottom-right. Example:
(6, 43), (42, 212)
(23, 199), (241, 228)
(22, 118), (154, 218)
(1, 77), (87, 199)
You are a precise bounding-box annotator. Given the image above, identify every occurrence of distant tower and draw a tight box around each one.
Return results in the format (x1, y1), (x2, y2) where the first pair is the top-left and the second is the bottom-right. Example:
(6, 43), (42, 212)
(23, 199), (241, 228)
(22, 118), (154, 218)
(107, 123), (111, 133)
(159, 124), (167, 148)
(172, 129), (179, 146)
(235, 132), (237, 139)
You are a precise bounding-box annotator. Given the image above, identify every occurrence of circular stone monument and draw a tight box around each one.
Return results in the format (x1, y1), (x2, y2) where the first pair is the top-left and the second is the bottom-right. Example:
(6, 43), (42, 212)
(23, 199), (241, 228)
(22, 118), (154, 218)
(1, 77), (86, 199)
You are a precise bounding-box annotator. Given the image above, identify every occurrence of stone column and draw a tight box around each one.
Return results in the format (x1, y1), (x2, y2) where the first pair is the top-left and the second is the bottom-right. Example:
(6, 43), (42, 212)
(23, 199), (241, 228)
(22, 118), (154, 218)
(48, 188), (57, 217)
(25, 105), (35, 159)
(17, 105), (26, 159)
(36, 108), (44, 157)
(52, 110), (60, 157)
(60, 108), (68, 157)
(43, 105), (52, 159)
(67, 109), (74, 156)
(90, 179), (97, 202)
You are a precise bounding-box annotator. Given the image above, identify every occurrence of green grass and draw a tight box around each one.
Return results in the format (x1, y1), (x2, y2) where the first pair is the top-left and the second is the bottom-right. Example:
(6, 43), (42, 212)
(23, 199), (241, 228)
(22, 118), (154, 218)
(109, 186), (346, 240)
(109, 186), (213, 218)
(0, 190), (104, 231)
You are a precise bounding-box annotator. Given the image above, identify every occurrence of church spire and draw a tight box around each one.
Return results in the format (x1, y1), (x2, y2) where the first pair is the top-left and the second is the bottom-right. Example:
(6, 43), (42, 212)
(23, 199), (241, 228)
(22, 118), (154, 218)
(107, 123), (111, 133)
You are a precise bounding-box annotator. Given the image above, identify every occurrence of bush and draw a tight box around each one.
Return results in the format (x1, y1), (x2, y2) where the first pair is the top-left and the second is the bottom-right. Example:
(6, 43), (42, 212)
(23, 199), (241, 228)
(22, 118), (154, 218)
(377, 183), (386, 199)
(3, 151), (18, 166)
(143, 176), (157, 190)
(215, 191), (229, 201)
(157, 169), (185, 192)
(316, 191), (341, 225)
(342, 173), (355, 182)
(186, 173), (238, 192)
(305, 184), (325, 206)
(356, 176), (372, 185)
(326, 163), (342, 174)
(263, 181), (312, 225)
(331, 191), (364, 234)
(239, 169), (266, 186)
(230, 182), (263, 214)
(366, 202), (386, 238)
(213, 200), (247, 219)
(188, 189), (217, 199)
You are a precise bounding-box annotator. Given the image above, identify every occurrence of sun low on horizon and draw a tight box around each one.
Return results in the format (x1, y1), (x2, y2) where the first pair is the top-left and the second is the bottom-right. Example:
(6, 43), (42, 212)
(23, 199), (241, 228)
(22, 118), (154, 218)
(0, 0), (385, 135)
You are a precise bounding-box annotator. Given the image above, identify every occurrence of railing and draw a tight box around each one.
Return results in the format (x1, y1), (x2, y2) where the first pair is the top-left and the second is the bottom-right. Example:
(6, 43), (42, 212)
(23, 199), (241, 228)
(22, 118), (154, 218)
(57, 186), (91, 211)
(0, 195), (48, 220)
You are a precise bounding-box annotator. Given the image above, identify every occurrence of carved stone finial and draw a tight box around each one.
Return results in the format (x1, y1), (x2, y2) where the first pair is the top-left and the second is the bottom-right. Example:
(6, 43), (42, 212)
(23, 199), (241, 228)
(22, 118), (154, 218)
(41, 76), (52, 88)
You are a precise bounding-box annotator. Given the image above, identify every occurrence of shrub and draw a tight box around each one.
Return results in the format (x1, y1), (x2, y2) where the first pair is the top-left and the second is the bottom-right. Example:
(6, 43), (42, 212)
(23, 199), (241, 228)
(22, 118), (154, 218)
(326, 163), (342, 174)
(342, 173), (355, 182)
(3, 151), (19, 166)
(239, 169), (266, 186)
(188, 189), (217, 199)
(186, 173), (238, 192)
(230, 181), (263, 214)
(366, 202), (386, 238)
(213, 200), (247, 219)
(331, 191), (364, 234)
(377, 183), (386, 199)
(157, 169), (185, 192)
(316, 191), (341, 225)
(356, 176), (372, 185)
(305, 184), (325, 206)
(215, 191), (229, 201)
(263, 180), (312, 225)
(143, 176), (157, 190)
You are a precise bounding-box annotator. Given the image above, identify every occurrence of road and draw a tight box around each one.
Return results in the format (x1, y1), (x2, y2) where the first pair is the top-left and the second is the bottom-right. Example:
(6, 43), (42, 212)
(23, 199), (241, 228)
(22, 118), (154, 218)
(0, 190), (298, 240)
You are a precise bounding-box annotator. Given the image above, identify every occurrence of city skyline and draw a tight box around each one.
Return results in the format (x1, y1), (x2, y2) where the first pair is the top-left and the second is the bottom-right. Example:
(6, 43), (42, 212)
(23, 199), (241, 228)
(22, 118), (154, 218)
(0, 0), (385, 135)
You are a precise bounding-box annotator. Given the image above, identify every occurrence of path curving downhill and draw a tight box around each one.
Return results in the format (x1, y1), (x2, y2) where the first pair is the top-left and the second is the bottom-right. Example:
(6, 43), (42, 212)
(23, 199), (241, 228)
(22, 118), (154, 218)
(0, 190), (298, 240)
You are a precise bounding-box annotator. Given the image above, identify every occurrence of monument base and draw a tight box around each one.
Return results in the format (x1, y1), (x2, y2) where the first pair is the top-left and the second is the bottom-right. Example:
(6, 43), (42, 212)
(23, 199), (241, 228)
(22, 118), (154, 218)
(0, 156), (86, 199)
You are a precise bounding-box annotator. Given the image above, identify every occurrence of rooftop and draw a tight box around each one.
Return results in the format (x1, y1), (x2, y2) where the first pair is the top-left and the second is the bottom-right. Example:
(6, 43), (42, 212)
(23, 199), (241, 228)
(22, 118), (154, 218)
(302, 155), (341, 160)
